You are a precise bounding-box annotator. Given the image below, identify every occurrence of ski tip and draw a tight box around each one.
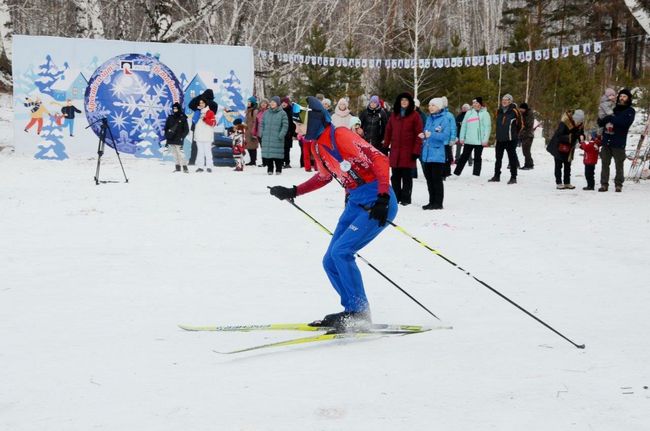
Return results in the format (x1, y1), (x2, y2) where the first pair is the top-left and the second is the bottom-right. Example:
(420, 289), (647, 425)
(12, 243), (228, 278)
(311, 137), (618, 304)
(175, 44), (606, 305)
(576, 344), (586, 349)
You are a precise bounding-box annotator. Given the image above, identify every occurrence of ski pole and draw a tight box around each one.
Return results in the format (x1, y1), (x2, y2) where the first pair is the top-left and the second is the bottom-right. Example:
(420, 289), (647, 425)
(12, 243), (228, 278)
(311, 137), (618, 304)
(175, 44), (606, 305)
(382, 217), (585, 349)
(270, 190), (441, 321)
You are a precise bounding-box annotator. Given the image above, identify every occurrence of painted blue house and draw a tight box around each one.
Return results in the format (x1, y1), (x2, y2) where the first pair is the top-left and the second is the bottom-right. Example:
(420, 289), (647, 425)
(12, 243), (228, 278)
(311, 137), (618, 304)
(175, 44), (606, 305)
(51, 70), (88, 102)
(183, 72), (217, 114)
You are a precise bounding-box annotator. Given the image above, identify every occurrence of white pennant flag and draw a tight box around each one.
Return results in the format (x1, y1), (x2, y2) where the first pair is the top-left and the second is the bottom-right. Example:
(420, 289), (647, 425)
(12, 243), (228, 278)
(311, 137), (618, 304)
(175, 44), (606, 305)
(362, 59), (368, 68)
(517, 52), (525, 62)
(436, 58), (444, 68)
(369, 59), (375, 68)
(289, 54), (295, 64)
(455, 57), (462, 68)
(268, 51), (274, 61)
(525, 51), (532, 62)
(335, 57), (341, 66)
(501, 53), (508, 64)
(316, 56), (322, 65)
(259, 50), (267, 59)
(464, 57), (471, 67)
(342, 58), (348, 67)
(444, 58), (451, 68)
(418, 59), (424, 68)
(552, 47), (559, 59)
(493, 54), (500, 65)
(391, 59), (398, 69)
(451, 57), (458, 67)
(424, 59), (431, 68)
(384, 59), (391, 68)
(298, 55), (304, 64)
(562, 47), (570, 58)
(329, 57), (335, 66)
(594, 41), (602, 53)
(479, 56), (485, 66)
(486, 55), (492, 66)
(471, 56), (478, 66)
(535, 50), (542, 61)
(543, 49), (550, 60)
(572, 45), (580, 56)
(355, 59), (362, 68)
(509, 53), (516, 63)
(398, 59), (404, 68)
(410, 59), (417, 68)
(582, 43), (591, 55)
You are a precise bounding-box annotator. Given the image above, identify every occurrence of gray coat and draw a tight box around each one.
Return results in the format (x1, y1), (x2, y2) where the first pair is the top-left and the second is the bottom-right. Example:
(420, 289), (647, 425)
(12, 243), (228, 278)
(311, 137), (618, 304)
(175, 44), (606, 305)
(261, 107), (288, 159)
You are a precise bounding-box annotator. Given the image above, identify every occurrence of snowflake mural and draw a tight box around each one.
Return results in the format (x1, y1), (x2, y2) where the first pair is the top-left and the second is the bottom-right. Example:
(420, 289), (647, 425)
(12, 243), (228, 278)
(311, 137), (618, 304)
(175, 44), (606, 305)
(84, 53), (183, 155)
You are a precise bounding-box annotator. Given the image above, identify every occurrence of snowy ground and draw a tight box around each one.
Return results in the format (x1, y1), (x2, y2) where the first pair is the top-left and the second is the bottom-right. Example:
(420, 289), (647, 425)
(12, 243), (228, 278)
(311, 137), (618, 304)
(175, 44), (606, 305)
(1, 127), (650, 430)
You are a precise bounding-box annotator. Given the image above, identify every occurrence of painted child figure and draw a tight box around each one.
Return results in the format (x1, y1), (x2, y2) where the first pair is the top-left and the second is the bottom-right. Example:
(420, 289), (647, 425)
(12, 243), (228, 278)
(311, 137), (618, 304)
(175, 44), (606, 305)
(580, 133), (600, 190)
(269, 97), (398, 331)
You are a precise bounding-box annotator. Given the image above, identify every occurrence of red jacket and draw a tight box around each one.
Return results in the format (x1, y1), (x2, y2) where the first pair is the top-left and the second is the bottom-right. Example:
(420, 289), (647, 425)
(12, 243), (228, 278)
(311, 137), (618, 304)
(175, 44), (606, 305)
(580, 140), (599, 165)
(296, 125), (390, 195)
(383, 111), (423, 168)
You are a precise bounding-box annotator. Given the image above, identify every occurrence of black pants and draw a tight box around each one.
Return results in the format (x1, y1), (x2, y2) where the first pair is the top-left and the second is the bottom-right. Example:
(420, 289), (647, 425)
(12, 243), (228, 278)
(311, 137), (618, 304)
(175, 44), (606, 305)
(391, 167), (413, 204)
(521, 137), (534, 168)
(443, 146), (453, 177)
(585, 164), (595, 188)
(454, 142), (463, 161)
(422, 162), (445, 207)
(494, 140), (519, 179)
(554, 158), (571, 185)
(454, 145), (483, 176)
(189, 140), (198, 165)
(247, 149), (257, 165)
(600, 145), (626, 187)
(261, 157), (268, 167)
(267, 158), (283, 174)
(284, 139), (292, 165)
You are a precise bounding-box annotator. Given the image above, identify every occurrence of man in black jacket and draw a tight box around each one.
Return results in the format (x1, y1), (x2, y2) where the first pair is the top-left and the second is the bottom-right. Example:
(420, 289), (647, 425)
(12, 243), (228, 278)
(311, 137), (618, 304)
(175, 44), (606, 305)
(359, 96), (388, 154)
(598, 88), (636, 192)
(489, 94), (522, 184)
(187, 89), (219, 165)
(164, 102), (190, 172)
(518, 102), (535, 169)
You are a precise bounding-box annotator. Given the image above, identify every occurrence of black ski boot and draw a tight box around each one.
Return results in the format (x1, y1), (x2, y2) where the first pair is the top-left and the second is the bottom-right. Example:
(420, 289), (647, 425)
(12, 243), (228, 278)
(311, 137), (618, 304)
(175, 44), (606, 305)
(182, 165), (189, 173)
(173, 164), (181, 172)
(309, 310), (372, 332)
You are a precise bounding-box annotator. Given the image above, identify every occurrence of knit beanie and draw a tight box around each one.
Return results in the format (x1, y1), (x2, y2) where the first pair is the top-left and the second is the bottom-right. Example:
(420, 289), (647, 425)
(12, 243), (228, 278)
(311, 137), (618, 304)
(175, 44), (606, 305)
(441, 96), (449, 108)
(429, 98), (444, 110)
(270, 96), (281, 106)
(573, 109), (585, 124)
(369, 95), (380, 106)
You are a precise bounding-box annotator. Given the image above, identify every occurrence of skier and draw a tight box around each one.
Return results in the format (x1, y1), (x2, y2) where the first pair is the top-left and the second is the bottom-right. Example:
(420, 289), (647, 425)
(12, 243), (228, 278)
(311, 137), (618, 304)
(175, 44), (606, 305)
(269, 96), (397, 330)
(164, 102), (190, 173)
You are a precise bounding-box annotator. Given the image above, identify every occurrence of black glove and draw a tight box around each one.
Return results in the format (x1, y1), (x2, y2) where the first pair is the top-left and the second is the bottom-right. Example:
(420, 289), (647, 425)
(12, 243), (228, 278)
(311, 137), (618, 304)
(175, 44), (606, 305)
(369, 193), (390, 227)
(269, 185), (297, 201)
(411, 153), (419, 161)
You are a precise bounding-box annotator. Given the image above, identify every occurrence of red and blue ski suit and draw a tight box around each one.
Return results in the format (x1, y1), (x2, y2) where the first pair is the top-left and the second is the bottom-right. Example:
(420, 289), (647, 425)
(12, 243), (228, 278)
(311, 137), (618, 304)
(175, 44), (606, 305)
(295, 125), (398, 313)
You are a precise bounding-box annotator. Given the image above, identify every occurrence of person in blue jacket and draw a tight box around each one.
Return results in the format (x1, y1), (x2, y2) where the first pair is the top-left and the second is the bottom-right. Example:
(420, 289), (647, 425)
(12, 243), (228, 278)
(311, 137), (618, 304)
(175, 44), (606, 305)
(419, 98), (452, 210)
(440, 97), (457, 178)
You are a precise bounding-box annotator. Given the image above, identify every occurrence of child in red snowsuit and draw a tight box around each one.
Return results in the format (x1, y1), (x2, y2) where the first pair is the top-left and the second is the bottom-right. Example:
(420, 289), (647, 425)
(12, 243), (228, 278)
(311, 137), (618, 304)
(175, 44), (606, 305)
(580, 136), (600, 190)
(298, 134), (315, 171)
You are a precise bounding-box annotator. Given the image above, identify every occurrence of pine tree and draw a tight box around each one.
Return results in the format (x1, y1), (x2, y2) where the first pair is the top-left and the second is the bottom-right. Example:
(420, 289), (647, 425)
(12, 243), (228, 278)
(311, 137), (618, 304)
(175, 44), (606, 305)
(337, 38), (363, 112)
(297, 24), (341, 98)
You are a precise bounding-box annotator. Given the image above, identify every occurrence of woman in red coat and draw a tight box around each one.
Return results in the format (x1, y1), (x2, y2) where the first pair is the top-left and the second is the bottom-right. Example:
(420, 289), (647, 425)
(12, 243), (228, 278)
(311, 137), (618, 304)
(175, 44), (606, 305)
(383, 92), (423, 205)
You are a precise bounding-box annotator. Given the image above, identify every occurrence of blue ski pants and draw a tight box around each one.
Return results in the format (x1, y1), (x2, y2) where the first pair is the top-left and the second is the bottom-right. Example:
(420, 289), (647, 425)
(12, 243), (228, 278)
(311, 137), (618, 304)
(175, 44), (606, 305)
(322, 181), (398, 312)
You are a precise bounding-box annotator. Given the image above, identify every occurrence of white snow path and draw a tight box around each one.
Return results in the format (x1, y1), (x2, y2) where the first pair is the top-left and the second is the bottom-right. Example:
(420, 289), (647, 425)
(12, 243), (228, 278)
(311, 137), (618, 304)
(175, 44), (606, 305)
(1, 140), (649, 430)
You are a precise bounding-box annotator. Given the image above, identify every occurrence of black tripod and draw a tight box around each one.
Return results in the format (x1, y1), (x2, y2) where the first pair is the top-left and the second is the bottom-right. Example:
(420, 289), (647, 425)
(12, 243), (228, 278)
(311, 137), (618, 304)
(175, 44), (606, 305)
(87, 118), (129, 185)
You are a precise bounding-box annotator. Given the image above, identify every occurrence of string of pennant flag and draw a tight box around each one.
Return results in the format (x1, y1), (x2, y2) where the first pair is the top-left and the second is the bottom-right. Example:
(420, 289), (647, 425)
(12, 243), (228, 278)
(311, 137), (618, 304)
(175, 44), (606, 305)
(257, 41), (603, 69)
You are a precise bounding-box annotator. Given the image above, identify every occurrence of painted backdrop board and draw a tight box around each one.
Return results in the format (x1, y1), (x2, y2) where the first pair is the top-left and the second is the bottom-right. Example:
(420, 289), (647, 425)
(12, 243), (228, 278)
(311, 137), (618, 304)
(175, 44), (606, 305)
(12, 35), (253, 160)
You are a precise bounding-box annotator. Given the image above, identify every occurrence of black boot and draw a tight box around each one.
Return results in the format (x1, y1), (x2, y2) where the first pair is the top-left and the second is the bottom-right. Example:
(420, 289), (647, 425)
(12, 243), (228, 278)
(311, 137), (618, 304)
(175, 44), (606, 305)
(182, 165), (189, 173)
(507, 177), (517, 184)
(174, 164), (181, 172)
(488, 176), (500, 182)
